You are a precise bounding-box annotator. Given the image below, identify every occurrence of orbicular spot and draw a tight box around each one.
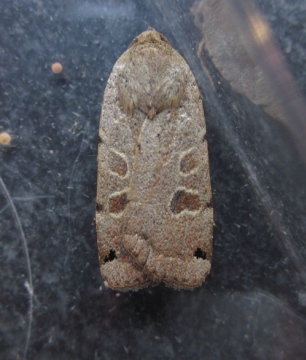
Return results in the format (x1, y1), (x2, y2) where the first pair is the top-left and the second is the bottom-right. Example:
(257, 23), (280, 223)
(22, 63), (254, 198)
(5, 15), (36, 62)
(109, 150), (128, 177)
(180, 149), (198, 174)
(109, 191), (129, 214)
(170, 189), (201, 214)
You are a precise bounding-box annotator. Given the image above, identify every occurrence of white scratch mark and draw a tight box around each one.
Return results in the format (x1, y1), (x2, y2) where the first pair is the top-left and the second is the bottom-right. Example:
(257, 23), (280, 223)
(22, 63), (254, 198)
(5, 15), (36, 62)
(12, 195), (54, 201)
(0, 195), (54, 215)
(65, 128), (86, 266)
(0, 203), (9, 215)
(0, 177), (33, 360)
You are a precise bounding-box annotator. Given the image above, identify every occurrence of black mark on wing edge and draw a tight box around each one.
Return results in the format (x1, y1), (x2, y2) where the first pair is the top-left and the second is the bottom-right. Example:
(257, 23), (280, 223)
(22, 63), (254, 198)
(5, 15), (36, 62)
(104, 249), (117, 263)
(142, 232), (149, 240)
(206, 199), (213, 208)
(96, 203), (104, 212)
(194, 248), (207, 260)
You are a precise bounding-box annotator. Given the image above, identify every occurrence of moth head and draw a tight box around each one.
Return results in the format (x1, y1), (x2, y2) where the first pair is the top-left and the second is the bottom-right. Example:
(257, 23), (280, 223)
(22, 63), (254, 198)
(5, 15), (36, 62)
(129, 28), (171, 48)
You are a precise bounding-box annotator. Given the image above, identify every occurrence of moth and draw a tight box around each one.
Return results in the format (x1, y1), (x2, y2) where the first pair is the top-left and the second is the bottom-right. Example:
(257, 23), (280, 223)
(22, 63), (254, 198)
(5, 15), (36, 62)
(96, 28), (213, 291)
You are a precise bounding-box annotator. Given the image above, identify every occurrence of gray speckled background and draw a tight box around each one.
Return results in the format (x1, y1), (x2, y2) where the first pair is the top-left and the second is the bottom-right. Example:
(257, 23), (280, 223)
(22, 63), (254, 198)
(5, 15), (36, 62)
(1, 0), (306, 359)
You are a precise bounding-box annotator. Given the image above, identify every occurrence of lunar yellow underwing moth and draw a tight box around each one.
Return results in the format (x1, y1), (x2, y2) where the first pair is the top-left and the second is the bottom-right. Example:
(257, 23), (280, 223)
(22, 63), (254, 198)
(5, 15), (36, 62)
(96, 28), (213, 291)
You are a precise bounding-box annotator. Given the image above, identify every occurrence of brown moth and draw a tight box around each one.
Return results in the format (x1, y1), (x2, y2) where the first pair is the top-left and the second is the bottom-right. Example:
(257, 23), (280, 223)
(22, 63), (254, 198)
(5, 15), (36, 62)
(96, 28), (213, 291)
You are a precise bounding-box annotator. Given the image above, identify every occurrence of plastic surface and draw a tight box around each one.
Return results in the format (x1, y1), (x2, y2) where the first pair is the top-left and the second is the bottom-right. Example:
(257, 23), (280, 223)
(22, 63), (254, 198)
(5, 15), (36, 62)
(1, 0), (306, 359)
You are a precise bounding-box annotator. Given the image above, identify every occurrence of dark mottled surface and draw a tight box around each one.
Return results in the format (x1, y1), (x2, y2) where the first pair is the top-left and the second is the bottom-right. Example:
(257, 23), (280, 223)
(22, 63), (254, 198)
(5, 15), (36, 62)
(1, 0), (306, 359)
